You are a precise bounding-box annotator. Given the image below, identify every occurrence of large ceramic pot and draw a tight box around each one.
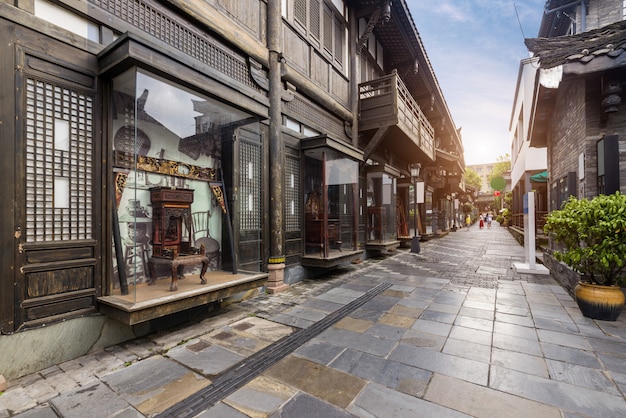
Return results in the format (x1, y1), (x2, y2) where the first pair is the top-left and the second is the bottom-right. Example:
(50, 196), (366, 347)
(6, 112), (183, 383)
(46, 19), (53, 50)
(575, 282), (625, 321)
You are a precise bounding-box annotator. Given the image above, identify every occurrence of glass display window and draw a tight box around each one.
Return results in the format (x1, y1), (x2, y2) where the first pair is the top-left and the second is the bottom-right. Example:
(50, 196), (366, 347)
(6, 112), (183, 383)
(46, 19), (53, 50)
(108, 67), (251, 300)
(302, 138), (361, 258)
(365, 166), (398, 243)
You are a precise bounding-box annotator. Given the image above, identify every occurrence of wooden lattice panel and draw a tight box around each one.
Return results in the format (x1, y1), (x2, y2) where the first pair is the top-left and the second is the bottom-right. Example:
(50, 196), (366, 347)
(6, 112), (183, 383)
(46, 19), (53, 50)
(25, 78), (94, 242)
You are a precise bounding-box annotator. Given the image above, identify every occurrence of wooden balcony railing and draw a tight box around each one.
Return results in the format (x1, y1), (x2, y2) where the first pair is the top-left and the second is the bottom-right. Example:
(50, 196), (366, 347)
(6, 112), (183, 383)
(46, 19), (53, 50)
(359, 72), (435, 160)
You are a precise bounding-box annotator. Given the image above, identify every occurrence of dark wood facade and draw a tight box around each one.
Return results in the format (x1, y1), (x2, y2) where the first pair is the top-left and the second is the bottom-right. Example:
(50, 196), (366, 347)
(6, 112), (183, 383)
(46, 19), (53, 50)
(0, 0), (463, 378)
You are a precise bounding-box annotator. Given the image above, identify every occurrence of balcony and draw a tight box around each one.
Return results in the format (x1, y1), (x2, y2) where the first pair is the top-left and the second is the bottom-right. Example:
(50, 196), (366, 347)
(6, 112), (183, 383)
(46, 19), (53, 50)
(359, 72), (435, 162)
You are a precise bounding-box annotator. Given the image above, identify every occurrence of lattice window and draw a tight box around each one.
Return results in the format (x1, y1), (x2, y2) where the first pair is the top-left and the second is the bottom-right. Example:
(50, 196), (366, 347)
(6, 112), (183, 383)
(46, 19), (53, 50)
(285, 154), (301, 231)
(25, 78), (93, 242)
(239, 140), (262, 231)
(91, 0), (258, 91)
(309, 0), (321, 40)
(334, 14), (343, 65)
(294, 0), (307, 27)
(323, 5), (333, 53)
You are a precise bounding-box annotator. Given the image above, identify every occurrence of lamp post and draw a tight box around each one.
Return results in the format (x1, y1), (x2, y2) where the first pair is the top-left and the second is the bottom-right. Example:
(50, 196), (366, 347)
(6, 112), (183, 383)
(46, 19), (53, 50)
(409, 163), (421, 253)
(451, 192), (457, 231)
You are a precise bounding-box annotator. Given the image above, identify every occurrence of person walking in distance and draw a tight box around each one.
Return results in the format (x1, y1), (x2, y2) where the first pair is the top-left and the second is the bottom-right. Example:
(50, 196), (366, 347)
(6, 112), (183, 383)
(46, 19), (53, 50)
(466, 214), (471, 230)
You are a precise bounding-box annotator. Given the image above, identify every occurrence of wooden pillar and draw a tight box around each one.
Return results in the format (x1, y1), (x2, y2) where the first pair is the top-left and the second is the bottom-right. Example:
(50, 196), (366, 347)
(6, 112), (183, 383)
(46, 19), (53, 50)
(266, 0), (288, 292)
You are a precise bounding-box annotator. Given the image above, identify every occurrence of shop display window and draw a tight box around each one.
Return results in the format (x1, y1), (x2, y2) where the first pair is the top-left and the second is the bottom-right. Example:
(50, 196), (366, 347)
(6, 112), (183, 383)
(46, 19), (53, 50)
(366, 171), (397, 243)
(303, 146), (359, 257)
(109, 67), (251, 299)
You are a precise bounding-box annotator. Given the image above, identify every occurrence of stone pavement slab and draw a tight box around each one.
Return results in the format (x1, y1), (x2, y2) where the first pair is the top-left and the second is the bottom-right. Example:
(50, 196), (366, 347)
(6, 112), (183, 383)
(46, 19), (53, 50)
(425, 374), (562, 418)
(348, 382), (470, 418)
(50, 381), (140, 418)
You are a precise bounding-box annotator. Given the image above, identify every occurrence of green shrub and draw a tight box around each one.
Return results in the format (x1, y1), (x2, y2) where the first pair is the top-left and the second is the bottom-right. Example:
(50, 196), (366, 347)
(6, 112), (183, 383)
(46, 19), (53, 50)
(544, 192), (626, 286)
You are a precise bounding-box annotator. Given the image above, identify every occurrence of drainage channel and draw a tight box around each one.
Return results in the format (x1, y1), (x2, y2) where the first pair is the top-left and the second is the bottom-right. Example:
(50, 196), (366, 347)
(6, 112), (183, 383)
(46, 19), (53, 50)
(157, 282), (393, 418)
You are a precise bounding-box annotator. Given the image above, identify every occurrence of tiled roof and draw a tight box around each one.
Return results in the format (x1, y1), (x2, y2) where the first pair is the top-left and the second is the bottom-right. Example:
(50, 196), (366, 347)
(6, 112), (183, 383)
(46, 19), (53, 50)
(525, 20), (626, 69)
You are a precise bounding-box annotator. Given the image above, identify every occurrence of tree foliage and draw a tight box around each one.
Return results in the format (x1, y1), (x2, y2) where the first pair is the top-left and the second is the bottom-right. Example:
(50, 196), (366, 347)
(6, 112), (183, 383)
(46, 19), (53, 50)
(464, 167), (482, 191)
(487, 154), (511, 188)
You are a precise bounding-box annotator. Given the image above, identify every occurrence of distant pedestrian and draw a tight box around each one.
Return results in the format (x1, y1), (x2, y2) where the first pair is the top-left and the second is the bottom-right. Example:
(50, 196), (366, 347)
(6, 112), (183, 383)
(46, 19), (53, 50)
(479, 213), (484, 229)
(487, 212), (493, 228)
(466, 214), (471, 230)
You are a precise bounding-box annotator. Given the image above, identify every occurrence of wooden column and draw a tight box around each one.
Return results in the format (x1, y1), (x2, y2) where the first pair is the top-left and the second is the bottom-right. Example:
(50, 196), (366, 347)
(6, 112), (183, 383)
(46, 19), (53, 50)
(266, 0), (288, 292)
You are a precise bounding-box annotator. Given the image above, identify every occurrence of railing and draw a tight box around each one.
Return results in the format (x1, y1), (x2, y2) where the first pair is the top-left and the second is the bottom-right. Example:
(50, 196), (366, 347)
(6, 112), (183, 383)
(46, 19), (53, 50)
(359, 72), (435, 160)
(511, 211), (548, 235)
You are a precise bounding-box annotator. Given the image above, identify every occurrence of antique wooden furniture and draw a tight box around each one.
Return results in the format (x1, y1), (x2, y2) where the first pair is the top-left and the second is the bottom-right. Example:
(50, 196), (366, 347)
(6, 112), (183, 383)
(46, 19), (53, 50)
(147, 252), (209, 291)
(305, 214), (341, 256)
(148, 187), (208, 291)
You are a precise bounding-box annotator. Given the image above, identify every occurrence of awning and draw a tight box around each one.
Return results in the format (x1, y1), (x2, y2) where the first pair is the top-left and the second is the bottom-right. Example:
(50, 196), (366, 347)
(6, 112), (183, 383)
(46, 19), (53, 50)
(530, 170), (548, 183)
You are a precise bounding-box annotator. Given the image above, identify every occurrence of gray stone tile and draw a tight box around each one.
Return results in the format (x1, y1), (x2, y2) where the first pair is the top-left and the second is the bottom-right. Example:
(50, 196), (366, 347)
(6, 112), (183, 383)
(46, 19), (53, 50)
(533, 316), (579, 334)
(13, 407), (59, 418)
(411, 318), (452, 337)
(598, 352), (626, 375)
(494, 321), (538, 341)
(428, 302), (462, 314)
(491, 347), (549, 377)
(611, 372), (626, 395)
(315, 287), (363, 305)
(424, 373), (561, 418)
(281, 306), (327, 322)
(301, 298), (344, 313)
(349, 382), (470, 418)
(546, 359), (620, 394)
(166, 342), (244, 376)
(360, 295), (401, 312)
(495, 311), (534, 327)
(197, 402), (250, 418)
(273, 392), (357, 418)
(50, 382), (139, 418)
(454, 315), (493, 332)
(294, 341), (346, 366)
(458, 306), (494, 320)
(364, 323), (406, 341)
(400, 329), (447, 351)
(442, 338), (491, 363)
(492, 332), (543, 356)
(449, 325), (492, 346)
(541, 342), (602, 369)
(462, 299), (495, 311)
(537, 329), (592, 350)
(224, 386), (288, 415)
(329, 349), (431, 396)
(466, 287), (496, 303)
(433, 291), (466, 306)
(420, 309), (457, 324)
(496, 293), (529, 308)
(348, 307), (384, 322)
(496, 304), (530, 316)
(313, 327), (396, 357)
(587, 336), (626, 356)
(490, 365), (626, 417)
(389, 284), (416, 292)
(389, 344), (489, 385)
(397, 297), (430, 309)
(407, 287), (440, 301)
(270, 313), (315, 329)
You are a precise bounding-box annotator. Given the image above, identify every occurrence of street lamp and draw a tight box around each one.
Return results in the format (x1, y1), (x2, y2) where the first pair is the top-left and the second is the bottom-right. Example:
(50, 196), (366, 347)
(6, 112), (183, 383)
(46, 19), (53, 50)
(409, 163), (421, 253)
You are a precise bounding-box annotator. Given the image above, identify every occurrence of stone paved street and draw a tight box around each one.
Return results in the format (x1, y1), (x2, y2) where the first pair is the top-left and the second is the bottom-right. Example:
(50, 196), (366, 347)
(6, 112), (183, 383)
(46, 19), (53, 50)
(3, 222), (626, 417)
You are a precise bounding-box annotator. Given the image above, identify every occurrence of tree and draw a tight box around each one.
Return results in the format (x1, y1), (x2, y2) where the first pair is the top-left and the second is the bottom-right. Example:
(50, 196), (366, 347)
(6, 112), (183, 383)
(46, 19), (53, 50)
(487, 154), (511, 188)
(464, 167), (482, 191)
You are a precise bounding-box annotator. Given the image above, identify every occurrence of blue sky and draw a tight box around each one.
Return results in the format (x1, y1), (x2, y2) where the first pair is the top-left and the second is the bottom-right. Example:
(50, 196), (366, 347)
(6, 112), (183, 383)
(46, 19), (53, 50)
(406, 0), (546, 165)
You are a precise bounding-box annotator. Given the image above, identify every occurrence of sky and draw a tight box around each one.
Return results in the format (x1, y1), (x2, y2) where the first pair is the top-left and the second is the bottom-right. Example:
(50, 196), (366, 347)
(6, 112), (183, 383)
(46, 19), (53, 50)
(406, 0), (547, 165)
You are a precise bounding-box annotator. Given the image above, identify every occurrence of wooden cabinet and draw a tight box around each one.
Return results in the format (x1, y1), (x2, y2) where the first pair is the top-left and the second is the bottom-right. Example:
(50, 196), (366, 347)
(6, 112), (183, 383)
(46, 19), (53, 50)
(305, 214), (341, 256)
(150, 187), (194, 258)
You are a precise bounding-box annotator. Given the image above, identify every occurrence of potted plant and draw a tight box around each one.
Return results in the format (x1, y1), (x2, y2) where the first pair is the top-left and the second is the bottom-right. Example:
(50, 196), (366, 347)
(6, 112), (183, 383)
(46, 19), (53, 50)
(544, 192), (626, 320)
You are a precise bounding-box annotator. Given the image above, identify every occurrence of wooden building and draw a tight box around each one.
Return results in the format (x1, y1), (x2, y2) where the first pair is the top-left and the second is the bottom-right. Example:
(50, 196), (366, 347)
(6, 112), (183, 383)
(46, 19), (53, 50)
(523, 0), (626, 289)
(0, 0), (463, 379)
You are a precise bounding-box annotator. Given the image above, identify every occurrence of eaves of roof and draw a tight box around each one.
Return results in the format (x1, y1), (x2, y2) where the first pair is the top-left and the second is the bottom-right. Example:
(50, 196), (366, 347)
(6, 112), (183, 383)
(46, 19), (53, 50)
(525, 20), (626, 70)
